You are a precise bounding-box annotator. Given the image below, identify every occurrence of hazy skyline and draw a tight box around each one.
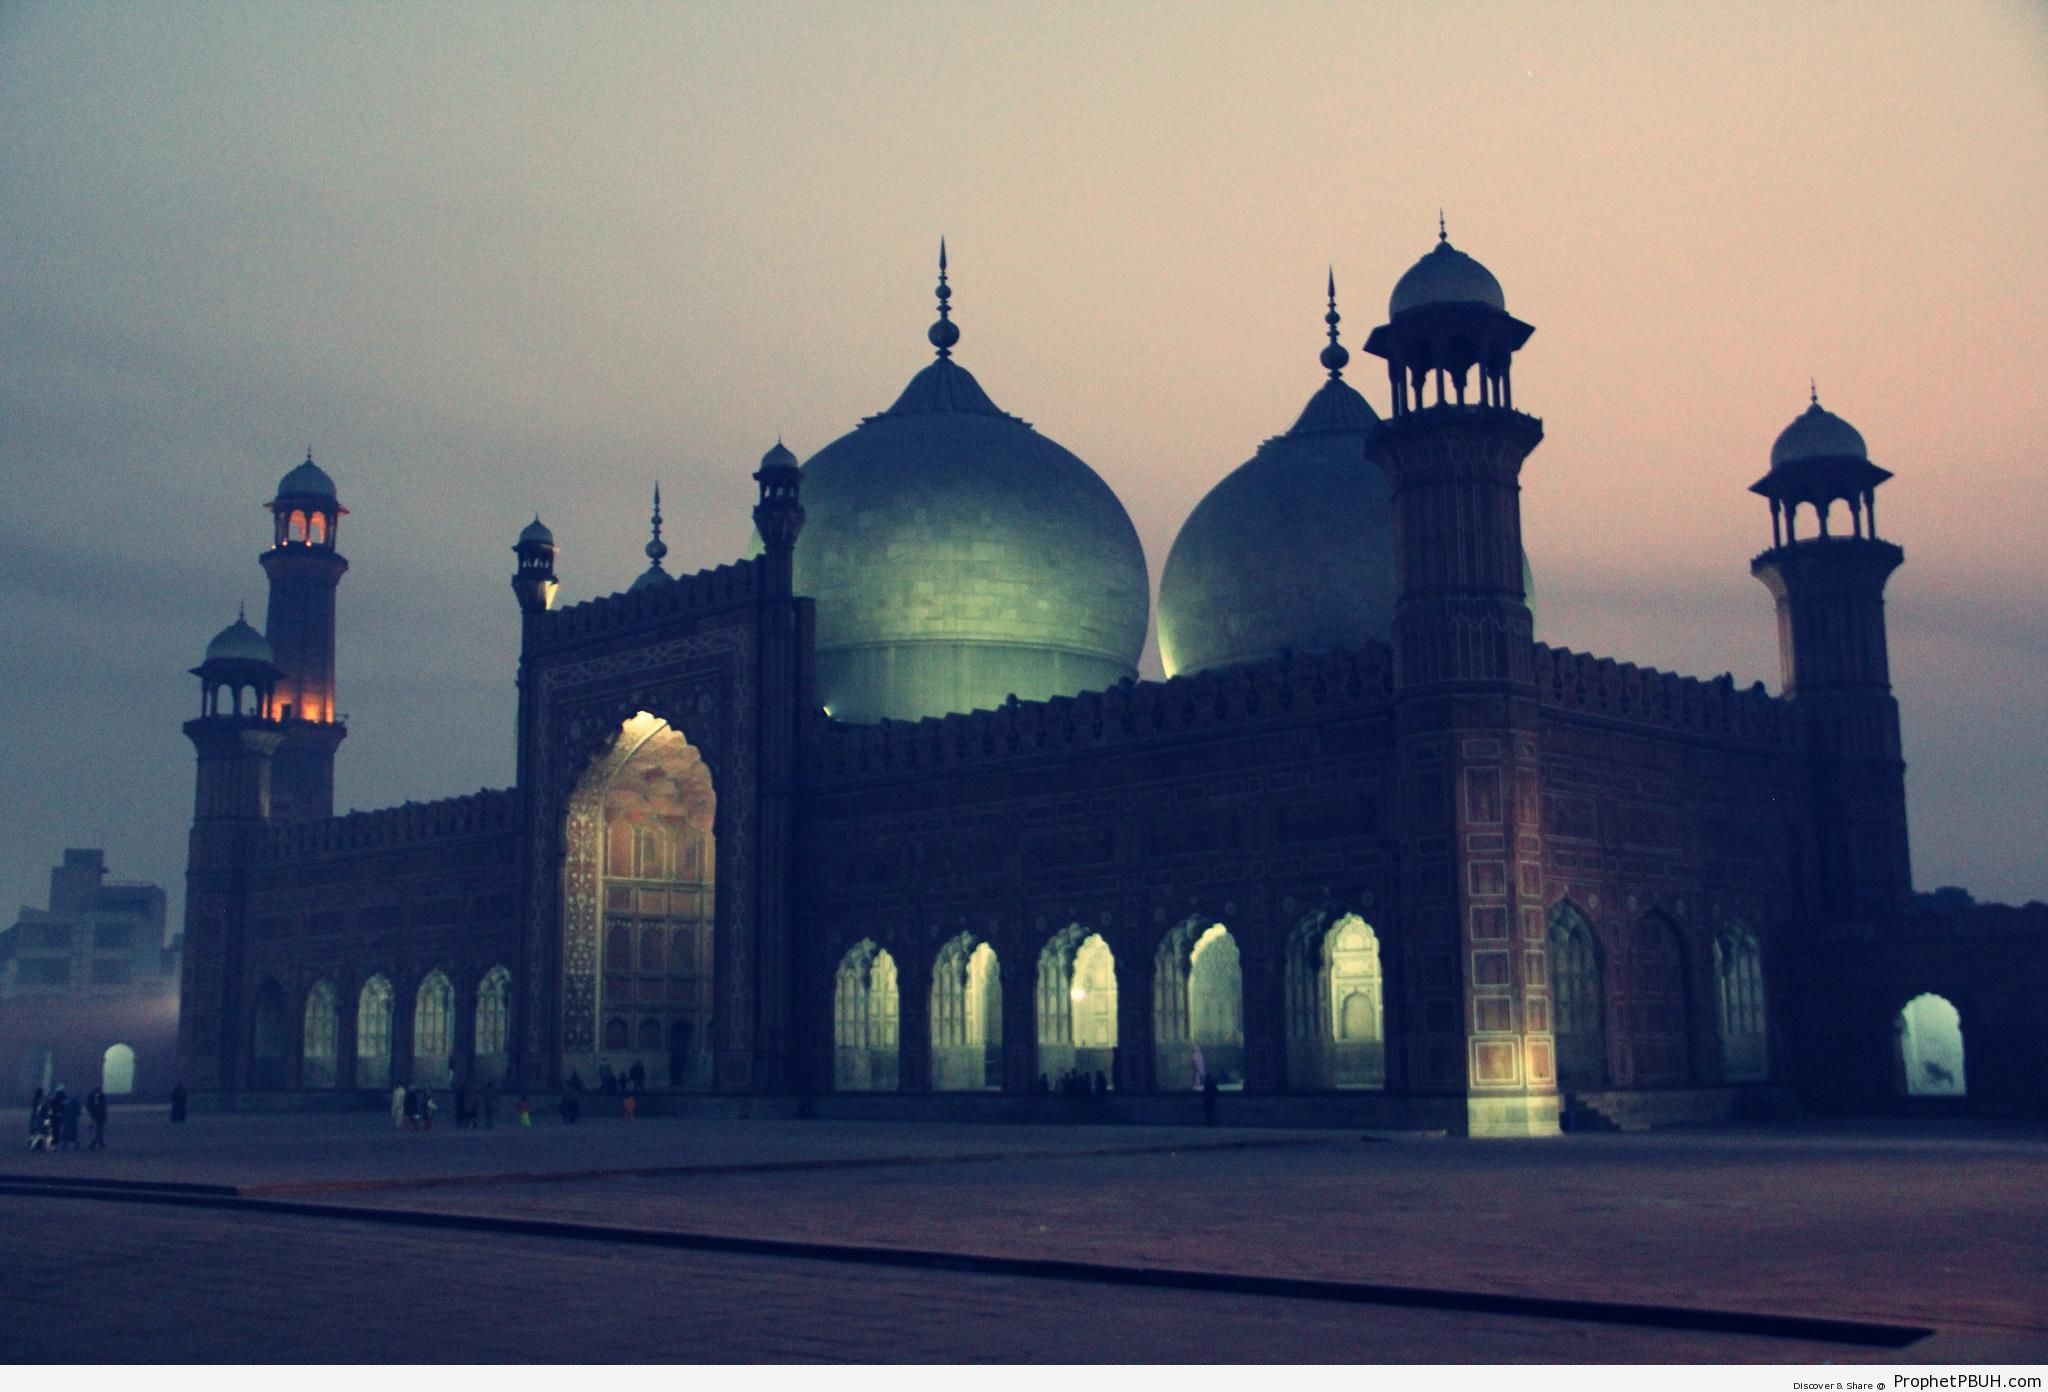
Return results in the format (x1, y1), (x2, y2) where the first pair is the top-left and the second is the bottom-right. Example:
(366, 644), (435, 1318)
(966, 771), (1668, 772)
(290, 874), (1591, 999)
(3, 1), (2044, 927)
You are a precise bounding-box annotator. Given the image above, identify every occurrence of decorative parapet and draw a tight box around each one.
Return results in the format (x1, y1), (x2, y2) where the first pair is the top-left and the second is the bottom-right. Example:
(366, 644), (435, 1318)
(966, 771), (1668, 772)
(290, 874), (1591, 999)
(1532, 643), (1799, 749)
(812, 645), (1395, 783)
(534, 557), (763, 648)
(255, 787), (517, 862)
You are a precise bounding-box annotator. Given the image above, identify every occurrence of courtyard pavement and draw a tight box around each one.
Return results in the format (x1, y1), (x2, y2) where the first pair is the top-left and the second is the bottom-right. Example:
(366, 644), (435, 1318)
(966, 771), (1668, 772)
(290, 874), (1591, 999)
(2, 1106), (2043, 1363)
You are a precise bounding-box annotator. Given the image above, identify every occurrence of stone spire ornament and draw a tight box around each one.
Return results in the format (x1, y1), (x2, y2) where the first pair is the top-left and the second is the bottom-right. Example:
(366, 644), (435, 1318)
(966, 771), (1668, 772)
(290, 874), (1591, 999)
(645, 484), (668, 566)
(1320, 267), (1350, 380)
(928, 238), (960, 359)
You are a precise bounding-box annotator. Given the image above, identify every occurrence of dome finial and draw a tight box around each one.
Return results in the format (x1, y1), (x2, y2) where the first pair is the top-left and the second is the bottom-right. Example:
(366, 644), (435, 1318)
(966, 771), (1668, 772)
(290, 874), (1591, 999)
(645, 483), (667, 564)
(237, 601), (246, 622)
(1810, 378), (1819, 407)
(1320, 267), (1350, 379)
(928, 237), (960, 359)
(1438, 209), (1447, 244)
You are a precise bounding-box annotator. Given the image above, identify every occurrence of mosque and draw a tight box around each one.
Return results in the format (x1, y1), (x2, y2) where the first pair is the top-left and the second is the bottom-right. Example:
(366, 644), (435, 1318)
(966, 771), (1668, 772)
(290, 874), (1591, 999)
(176, 230), (2046, 1133)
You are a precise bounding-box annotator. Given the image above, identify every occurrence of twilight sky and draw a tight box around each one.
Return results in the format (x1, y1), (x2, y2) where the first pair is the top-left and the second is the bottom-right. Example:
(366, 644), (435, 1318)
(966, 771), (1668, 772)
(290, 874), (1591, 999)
(3, 1), (2044, 930)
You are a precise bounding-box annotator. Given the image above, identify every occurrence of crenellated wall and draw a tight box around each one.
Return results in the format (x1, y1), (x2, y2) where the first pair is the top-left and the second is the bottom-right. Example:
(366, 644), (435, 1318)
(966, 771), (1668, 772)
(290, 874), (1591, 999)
(1532, 644), (1800, 750)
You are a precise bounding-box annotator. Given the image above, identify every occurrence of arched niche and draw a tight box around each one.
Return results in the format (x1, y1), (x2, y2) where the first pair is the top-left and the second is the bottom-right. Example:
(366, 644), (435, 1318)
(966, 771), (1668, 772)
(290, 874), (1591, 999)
(929, 934), (1002, 1091)
(1154, 921), (1243, 1090)
(356, 975), (394, 1089)
(1549, 903), (1606, 1091)
(1713, 924), (1768, 1083)
(562, 711), (717, 1091)
(1285, 912), (1385, 1091)
(475, 966), (512, 1087)
(833, 939), (899, 1091)
(1896, 992), (1966, 1097)
(302, 980), (339, 1089)
(1036, 925), (1117, 1089)
(412, 970), (454, 1088)
(250, 979), (289, 1089)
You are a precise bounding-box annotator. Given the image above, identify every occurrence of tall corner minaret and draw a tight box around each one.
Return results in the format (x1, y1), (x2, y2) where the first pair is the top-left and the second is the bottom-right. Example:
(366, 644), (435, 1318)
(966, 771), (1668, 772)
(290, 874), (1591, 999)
(258, 451), (349, 822)
(1749, 390), (1911, 919)
(179, 611), (286, 1100)
(1362, 218), (1555, 1138)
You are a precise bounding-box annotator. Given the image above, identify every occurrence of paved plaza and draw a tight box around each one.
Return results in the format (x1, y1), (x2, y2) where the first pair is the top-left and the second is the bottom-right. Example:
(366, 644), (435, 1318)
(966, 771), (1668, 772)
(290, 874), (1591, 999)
(2, 1107), (2044, 1363)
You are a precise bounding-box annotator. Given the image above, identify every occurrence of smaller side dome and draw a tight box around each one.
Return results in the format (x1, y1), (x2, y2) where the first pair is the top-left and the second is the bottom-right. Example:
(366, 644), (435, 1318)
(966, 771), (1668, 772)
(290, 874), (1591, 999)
(1771, 397), (1868, 469)
(276, 453), (338, 500)
(1390, 234), (1507, 316)
(204, 614), (273, 665)
(518, 515), (554, 546)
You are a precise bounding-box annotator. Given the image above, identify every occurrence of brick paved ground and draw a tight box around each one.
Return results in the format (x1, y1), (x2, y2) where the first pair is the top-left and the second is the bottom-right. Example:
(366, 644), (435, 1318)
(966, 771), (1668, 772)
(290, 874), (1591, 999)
(3, 1110), (2044, 1363)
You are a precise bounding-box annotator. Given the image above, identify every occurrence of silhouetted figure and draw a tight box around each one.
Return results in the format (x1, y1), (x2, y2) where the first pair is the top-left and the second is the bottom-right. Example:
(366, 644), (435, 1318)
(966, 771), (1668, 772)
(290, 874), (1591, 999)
(403, 1087), (421, 1131)
(86, 1086), (108, 1150)
(169, 1082), (188, 1123)
(1094, 1070), (1108, 1096)
(628, 1060), (646, 1093)
(1202, 1073), (1218, 1126)
(599, 1061), (617, 1094)
(27, 1088), (47, 1152)
(1035, 1072), (1051, 1094)
(566, 1071), (585, 1093)
(390, 1084), (408, 1129)
(558, 1093), (580, 1124)
(61, 1089), (82, 1149)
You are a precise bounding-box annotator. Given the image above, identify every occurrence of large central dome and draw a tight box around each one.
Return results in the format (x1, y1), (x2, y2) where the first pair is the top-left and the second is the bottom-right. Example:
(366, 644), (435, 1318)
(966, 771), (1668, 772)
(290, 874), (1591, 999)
(792, 254), (1149, 724)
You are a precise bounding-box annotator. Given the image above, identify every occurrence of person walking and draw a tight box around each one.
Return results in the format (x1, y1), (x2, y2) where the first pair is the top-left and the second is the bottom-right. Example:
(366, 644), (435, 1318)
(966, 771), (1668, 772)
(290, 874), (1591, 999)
(1201, 1072), (1219, 1127)
(86, 1085), (108, 1150)
(628, 1060), (646, 1094)
(515, 1096), (532, 1127)
(391, 1083), (408, 1130)
(169, 1081), (188, 1123)
(27, 1087), (47, 1153)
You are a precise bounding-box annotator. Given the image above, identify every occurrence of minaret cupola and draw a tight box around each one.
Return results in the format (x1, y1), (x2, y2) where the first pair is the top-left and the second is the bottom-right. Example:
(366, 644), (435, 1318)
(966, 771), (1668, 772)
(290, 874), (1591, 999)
(190, 608), (283, 721)
(512, 515), (559, 614)
(1750, 385), (1892, 547)
(1364, 215), (1535, 415)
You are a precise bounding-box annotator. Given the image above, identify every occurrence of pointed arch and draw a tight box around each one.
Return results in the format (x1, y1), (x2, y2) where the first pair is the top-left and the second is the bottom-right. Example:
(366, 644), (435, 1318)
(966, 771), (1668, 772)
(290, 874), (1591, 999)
(1549, 902), (1606, 1090)
(101, 1043), (136, 1096)
(1035, 925), (1117, 1088)
(1713, 923), (1768, 1082)
(930, 933), (1002, 1091)
(412, 970), (454, 1087)
(563, 711), (717, 1091)
(356, 975), (393, 1088)
(1285, 912), (1385, 1090)
(1153, 920), (1243, 1090)
(302, 979), (339, 1089)
(833, 939), (900, 1091)
(1896, 992), (1966, 1097)
(475, 966), (511, 1086)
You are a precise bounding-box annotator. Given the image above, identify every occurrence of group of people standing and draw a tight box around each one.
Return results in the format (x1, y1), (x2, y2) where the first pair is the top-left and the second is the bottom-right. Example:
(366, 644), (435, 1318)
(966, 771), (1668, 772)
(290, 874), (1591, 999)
(389, 1081), (503, 1131)
(25, 1085), (109, 1152)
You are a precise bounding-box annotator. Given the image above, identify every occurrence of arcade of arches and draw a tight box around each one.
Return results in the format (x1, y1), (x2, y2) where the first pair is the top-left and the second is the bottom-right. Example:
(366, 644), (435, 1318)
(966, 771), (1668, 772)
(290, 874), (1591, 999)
(563, 713), (717, 1091)
(822, 907), (1787, 1097)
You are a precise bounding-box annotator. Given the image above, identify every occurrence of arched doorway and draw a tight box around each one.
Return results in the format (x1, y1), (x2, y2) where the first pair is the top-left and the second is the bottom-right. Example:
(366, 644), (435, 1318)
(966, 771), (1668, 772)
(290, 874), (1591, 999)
(562, 712), (717, 1090)
(412, 971), (454, 1087)
(930, 935), (1002, 1091)
(101, 1043), (136, 1096)
(1549, 904), (1606, 1091)
(1618, 913), (1689, 1087)
(1714, 924), (1768, 1082)
(356, 975), (394, 1089)
(475, 966), (511, 1086)
(1154, 921), (1243, 1090)
(1896, 993), (1966, 1096)
(833, 940), (899, 1091)
(1285, 913), (1385, 1090)
(1036, 926), (1117, 1088)
(302, 980), (339, 1089)
(250, 979), (288, 1089)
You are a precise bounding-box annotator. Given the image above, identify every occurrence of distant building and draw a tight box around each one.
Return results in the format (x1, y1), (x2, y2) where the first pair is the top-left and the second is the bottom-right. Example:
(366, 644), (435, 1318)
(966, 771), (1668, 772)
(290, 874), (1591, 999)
(175, 235), (2048, 1128)
(1, 849), (180, 1098)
